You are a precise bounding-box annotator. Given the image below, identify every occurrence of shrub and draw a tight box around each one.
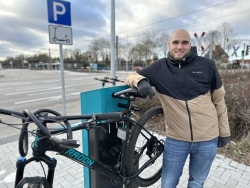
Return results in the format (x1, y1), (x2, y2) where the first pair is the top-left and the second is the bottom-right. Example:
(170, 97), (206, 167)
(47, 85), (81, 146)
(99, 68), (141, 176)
(221, 70), (250, 141)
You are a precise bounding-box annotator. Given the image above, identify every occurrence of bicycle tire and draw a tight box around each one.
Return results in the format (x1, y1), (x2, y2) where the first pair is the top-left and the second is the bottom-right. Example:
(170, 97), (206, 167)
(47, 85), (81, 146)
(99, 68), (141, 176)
(19, 109), (72, 157)
(126, 106), (164, 187)
(16, 176), (51, 188)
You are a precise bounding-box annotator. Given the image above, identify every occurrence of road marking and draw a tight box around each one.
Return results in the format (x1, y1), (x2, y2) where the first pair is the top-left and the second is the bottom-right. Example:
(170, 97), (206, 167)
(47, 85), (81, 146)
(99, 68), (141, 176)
(10, 82), (31, 86)
(43, 80), (60, 83)
(28, 88), (75, 96)
(15, 93), (80, 104)
(5, 87), (62, 96)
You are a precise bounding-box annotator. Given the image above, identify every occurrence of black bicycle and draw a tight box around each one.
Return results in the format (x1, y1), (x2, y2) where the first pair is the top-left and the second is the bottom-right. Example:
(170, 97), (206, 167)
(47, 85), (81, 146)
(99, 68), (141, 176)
(0, 87), (164, 188)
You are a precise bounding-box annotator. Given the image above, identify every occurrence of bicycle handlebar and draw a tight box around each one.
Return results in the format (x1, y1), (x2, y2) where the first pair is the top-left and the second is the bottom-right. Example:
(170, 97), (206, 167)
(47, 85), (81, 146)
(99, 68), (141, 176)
(22, 109), (122, 148)
(23, 109), (79, 148)
(112, 87), (142, 101)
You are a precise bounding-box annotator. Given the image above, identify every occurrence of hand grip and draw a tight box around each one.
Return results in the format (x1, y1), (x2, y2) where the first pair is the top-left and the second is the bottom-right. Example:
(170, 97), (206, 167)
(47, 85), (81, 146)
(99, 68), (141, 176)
(49, 136), (80, 148)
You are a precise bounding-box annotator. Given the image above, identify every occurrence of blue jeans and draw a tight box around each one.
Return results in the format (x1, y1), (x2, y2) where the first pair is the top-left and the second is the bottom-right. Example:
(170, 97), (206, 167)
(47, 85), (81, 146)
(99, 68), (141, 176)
(161, 137), (218, 188)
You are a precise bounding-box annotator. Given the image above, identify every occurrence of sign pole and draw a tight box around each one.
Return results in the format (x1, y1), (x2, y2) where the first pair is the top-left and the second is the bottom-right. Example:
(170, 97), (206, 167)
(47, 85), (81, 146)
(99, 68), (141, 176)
(110, 0), (116, 79)
(59, 44), (66, 115)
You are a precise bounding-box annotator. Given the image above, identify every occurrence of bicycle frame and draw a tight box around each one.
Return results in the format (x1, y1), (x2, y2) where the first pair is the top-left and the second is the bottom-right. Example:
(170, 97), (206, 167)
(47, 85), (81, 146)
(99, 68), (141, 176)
(0, 87), (164, 187)
(14, 115), (162, 187)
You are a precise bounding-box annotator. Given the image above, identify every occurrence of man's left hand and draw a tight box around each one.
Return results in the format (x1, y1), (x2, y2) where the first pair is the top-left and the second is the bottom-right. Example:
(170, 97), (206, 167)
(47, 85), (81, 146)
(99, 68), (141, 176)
(218, 136), (230, 147)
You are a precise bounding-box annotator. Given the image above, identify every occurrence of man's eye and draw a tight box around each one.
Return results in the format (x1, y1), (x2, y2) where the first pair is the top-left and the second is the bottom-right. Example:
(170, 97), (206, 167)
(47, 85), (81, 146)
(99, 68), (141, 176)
(172, 41), (178, 44)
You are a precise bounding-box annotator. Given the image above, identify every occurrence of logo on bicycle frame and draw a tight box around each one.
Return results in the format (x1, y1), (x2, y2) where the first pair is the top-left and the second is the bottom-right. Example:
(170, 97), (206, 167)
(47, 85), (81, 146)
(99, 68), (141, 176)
(64, 148), (94, 166)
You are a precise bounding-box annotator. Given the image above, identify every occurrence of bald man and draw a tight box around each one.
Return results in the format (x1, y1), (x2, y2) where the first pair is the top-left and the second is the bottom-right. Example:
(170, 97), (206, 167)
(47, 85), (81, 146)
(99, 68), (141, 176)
(125, 28), (230, 188)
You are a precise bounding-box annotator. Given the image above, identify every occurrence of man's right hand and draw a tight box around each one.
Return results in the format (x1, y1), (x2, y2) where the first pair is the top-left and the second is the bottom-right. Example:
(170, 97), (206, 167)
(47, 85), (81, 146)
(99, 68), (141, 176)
(137, 79), (154, 99)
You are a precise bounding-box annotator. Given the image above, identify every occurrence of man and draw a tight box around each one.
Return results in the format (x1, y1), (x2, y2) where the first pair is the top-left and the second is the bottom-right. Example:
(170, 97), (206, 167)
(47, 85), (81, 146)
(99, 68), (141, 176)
(125, 28), (230, 188)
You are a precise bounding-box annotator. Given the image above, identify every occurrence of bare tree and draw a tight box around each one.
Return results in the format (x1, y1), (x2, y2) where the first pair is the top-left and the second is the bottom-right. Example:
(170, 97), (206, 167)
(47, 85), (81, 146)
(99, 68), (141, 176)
(217, 22), (235, 52)
(97, 37), (110, 64)
(156, 32), (169, 58)
(72, 49), (82, 61)
(129, 43), (146, 67)
(203, 30), (221, 47)
(137, 31), (157, 64)
(88, 37), (110, 64)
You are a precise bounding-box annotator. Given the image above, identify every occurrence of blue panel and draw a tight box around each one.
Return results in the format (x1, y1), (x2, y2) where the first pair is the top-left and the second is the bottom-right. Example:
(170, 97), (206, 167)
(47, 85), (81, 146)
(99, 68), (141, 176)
(80, 85), (128, 188)
(47, 0), (71, 26)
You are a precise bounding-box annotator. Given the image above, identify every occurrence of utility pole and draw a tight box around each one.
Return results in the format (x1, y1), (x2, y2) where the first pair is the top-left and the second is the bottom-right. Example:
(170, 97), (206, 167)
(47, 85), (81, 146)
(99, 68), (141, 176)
(242, 43), (246, 65)
(126, 36), (129, 71)
(116, 35), (119, 71)
(110, 0), (116, 79)
(210, 32), (215, 60)
(49, 48), (52, 70)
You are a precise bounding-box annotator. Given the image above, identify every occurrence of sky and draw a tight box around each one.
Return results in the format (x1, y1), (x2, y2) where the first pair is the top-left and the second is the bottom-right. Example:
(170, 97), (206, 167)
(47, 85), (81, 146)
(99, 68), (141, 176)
(0, 0), (250, 61)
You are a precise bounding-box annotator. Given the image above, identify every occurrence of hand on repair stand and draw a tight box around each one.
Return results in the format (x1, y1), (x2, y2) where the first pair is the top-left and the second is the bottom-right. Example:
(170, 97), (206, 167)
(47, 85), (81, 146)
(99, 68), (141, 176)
(137, 79), (154, 100)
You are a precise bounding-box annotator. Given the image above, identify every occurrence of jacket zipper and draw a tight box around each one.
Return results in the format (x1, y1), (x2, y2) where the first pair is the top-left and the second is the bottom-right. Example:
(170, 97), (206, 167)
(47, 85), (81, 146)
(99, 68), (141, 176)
(185, 101), (193, 141)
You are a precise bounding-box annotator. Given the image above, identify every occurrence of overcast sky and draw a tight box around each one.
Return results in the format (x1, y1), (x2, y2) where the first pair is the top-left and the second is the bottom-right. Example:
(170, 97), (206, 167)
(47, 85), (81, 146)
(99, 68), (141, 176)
(0, 0), (250, 61)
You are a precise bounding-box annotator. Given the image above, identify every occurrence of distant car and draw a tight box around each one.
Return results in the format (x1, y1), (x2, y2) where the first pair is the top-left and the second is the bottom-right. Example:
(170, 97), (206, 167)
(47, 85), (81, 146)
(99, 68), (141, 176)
(134, 66), (142, 71)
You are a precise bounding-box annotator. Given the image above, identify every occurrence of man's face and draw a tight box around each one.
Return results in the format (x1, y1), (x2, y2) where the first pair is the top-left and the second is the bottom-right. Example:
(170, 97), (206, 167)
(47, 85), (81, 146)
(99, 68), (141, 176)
(168, 30), (191, 60)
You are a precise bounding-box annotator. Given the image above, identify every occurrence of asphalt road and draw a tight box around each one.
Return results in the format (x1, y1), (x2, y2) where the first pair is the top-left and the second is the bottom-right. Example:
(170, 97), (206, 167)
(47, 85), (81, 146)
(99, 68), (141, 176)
(0, 69), (128, 142)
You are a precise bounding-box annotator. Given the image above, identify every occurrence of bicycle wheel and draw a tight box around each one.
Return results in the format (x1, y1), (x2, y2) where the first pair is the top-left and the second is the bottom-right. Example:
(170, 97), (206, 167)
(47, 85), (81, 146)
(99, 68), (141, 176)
(19, 109), (72, 157)
(16, 176), (51, 188)
(126, 106), (165, 187)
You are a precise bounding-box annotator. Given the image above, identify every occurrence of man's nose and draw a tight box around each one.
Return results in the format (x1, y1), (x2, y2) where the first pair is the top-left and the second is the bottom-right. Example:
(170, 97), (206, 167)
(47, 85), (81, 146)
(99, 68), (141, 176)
(177, 43), (183, 48)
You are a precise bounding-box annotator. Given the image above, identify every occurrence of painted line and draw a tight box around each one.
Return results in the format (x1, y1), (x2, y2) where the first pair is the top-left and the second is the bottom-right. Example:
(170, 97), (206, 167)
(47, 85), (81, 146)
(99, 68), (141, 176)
(43, 80), (60, 83)
(15, 93), (80, 104)
(10, 82), (31, 86)
(5, 87), (62, 96)
(28, 88), (75, 96)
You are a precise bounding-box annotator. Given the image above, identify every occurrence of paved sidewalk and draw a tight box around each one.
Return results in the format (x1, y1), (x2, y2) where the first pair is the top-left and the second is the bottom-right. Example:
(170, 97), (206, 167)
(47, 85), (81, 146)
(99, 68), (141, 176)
(0, 130), (250, 188)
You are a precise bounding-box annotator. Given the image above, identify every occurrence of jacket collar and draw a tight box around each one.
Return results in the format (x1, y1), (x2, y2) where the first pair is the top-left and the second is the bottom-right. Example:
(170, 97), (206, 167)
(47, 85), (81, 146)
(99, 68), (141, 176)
(167, 46), (198, 67)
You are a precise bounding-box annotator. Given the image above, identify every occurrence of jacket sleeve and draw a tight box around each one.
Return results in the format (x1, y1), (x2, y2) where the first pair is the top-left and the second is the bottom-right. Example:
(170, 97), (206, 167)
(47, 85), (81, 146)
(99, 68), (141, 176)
(125, 72), (146, 87)
(211, 86), (230, 137)
(211, 65), (230, 137)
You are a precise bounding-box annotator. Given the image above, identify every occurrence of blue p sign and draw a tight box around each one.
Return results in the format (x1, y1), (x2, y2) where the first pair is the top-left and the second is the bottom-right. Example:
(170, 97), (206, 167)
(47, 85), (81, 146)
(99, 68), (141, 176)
(47, 0), (71, 26)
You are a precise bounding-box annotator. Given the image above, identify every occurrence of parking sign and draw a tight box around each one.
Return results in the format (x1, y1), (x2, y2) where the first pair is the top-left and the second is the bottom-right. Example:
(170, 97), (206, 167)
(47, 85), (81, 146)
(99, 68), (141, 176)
(47, 0), (71, 26)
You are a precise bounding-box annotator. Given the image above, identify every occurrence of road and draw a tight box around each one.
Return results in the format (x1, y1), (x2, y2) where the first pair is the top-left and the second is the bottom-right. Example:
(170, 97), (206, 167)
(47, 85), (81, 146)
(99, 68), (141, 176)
(0, 69), (128, 142)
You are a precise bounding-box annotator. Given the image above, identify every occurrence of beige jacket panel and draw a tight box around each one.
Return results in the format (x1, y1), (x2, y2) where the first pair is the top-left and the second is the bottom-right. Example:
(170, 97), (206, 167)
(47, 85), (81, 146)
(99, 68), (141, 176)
(158, 92), (222, 142)
(211, 86), (230, 137)
(125, 72), (146, 87)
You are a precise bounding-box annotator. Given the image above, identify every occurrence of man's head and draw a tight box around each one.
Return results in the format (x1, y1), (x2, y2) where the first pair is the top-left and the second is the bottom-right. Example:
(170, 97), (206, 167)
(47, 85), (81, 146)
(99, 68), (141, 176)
(168, 28), (191, 60)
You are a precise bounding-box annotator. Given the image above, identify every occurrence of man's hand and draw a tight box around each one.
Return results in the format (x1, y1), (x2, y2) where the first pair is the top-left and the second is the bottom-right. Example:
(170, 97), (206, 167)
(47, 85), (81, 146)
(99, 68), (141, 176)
(137, 79), (154, 99)
(217, 136), (230, 147)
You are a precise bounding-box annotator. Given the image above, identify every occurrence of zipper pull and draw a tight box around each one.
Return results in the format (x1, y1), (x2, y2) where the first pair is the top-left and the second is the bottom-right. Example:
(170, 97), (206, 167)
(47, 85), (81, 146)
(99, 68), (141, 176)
(179, 63), (181, 68)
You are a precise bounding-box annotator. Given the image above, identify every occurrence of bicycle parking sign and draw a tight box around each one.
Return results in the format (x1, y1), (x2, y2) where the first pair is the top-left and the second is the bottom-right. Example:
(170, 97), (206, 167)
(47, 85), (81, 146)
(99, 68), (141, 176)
(47, 0), (71, 26)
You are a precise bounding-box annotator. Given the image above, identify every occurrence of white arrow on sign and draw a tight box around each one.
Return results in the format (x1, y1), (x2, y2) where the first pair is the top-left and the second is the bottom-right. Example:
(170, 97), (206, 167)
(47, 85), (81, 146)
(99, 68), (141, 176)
(48, 25), (73, 45)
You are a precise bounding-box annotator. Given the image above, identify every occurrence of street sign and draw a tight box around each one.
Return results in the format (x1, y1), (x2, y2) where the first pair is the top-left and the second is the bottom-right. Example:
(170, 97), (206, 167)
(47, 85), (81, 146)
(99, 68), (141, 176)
(47, 0), (71, 26)
(194, 32), (205, 51)
(231, 46), (239, 57)
(49, 25), (73, 45)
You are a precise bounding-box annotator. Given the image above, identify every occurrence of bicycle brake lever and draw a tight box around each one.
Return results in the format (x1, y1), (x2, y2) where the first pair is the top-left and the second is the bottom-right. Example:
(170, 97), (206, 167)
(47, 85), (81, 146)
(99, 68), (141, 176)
(50, 136), (80, 148)
(61, 139), (80, 148)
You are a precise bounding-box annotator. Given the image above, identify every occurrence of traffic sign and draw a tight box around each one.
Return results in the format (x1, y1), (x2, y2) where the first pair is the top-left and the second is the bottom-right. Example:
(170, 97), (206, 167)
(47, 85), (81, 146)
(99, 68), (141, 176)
(47, 0), (71, 26)
(231, 46), (239, 57)
(49, 25), (73, 45)
(194, 32), (205, 51)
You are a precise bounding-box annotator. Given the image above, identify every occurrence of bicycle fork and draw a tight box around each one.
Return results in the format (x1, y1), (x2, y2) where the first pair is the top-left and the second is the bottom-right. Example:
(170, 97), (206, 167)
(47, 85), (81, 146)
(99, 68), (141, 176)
(15, 155), (57, 187)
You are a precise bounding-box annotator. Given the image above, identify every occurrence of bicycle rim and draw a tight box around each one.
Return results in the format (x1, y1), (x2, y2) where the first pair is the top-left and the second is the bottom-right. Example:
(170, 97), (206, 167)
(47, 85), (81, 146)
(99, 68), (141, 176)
(126, 106), (164, 187)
